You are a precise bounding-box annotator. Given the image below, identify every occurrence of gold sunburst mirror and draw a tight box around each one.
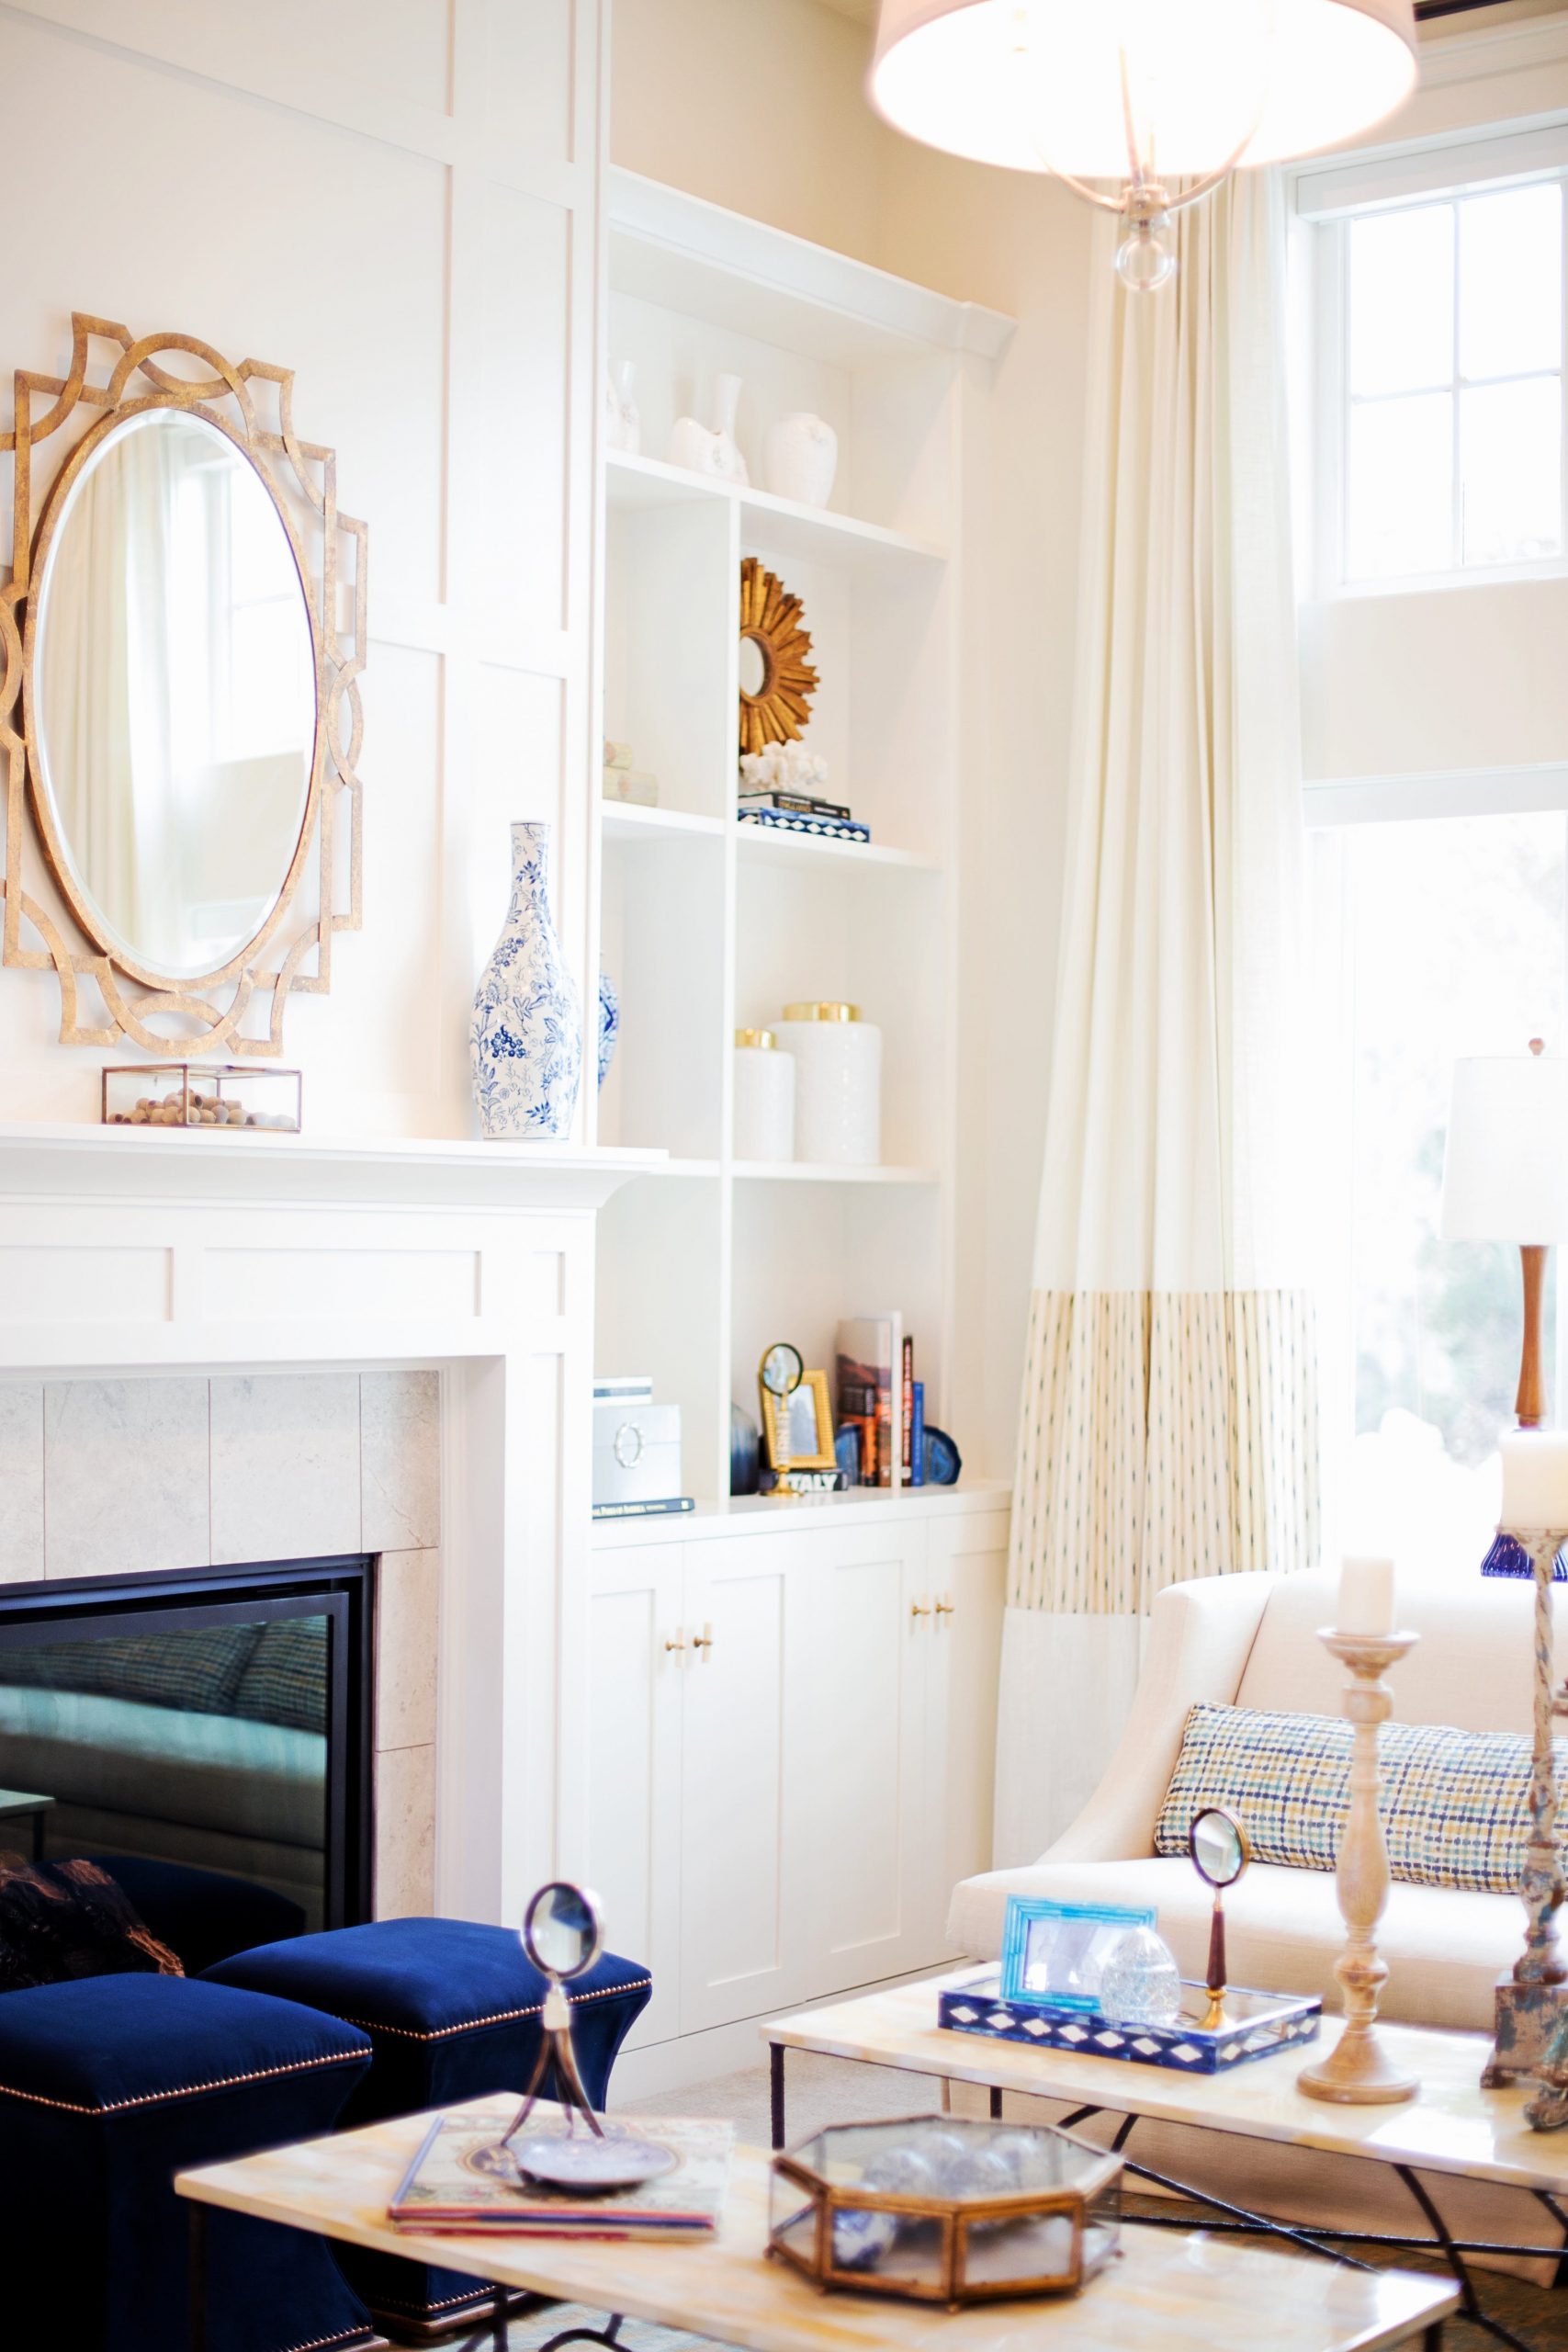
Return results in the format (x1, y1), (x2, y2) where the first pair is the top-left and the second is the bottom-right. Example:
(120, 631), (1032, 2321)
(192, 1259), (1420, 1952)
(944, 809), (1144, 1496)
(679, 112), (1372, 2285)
(738, 556), (817, 758)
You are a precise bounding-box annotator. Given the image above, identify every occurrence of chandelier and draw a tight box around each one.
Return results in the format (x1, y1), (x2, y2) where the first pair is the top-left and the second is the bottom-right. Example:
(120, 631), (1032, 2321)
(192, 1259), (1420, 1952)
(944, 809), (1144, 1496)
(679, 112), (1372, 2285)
(870, 0), (1418, 289)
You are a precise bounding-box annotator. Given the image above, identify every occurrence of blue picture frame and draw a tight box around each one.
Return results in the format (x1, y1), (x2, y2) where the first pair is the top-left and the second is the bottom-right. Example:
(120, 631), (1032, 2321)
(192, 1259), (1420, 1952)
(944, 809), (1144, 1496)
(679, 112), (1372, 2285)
(998, 1895), (1157, 2012)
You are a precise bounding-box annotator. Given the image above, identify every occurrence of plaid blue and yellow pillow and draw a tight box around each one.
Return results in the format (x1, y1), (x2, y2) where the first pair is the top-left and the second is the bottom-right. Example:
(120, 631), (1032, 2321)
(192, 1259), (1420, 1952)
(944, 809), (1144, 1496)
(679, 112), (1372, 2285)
(1152, 1702), (1562, 1896)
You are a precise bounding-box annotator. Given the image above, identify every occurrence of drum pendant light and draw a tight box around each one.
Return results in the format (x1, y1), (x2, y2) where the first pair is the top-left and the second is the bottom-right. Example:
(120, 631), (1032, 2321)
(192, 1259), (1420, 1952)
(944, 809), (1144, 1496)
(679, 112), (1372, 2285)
(870, 0), (1418, 288)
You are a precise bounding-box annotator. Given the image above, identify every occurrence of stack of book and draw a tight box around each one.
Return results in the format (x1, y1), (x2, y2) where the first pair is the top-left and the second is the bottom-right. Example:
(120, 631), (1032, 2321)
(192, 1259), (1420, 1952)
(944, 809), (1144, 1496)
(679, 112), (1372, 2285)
(389, 2110), (734, 2241)
(835, 1315), (925, 1487)
(737, 786), (869, 844)
(603, 740), (660, 806)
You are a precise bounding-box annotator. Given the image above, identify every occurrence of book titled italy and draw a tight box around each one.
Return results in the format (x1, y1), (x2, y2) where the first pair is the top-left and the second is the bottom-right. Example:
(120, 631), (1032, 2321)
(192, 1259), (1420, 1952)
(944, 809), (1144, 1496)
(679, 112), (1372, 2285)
(389, 2108), (734, 2238)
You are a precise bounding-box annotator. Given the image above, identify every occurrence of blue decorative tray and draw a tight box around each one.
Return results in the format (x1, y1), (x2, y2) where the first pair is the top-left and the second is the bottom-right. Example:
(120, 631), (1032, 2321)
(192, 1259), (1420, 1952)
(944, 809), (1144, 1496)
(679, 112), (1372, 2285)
(937, 1971), (1321, 2075)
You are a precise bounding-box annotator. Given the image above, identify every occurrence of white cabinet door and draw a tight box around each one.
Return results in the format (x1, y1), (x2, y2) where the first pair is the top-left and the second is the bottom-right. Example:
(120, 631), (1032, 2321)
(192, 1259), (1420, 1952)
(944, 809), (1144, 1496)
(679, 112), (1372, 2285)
(678, 1534), (812, 2034)
(800, 1521), (930, 1996)
(924, 1510), (1010, 1955)
(582, 1544), (685, 2050)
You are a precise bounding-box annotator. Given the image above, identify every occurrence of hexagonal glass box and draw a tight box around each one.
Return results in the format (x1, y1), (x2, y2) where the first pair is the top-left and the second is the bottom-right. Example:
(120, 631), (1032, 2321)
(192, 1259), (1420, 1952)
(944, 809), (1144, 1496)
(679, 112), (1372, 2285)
(767, 2114), (1122, 2309)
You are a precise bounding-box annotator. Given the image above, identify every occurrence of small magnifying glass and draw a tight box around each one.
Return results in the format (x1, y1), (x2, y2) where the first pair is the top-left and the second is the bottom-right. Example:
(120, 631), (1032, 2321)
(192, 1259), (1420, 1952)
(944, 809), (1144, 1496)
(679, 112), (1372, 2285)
(759, 1342), (804, 1473)
(1189, 1807), (1250, 2030)
(498, 1882), (675, 2193)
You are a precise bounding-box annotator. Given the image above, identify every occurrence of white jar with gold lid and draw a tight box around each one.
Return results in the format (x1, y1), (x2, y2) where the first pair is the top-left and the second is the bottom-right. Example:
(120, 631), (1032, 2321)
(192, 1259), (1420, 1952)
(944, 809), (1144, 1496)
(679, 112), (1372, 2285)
(733, 1028), (795, 1161)
(774, 1001), (881, 1166)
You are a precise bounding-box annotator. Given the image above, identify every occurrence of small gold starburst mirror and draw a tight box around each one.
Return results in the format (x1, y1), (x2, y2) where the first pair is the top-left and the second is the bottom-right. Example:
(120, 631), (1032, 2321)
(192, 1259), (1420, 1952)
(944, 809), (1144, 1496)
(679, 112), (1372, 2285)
(738, 556), (818, 758)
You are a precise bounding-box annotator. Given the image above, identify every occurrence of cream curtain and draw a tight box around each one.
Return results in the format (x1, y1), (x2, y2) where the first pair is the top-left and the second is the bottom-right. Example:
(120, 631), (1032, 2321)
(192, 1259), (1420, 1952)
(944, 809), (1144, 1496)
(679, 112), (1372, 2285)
(43, 418), (182, 957)
(994, 169), (1319, 1867)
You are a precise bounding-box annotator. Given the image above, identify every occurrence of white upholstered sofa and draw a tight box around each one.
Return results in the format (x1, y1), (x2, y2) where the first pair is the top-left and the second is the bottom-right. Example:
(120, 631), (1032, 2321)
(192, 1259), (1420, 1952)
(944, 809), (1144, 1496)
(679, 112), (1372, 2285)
(950, 1567), (1564, 2033)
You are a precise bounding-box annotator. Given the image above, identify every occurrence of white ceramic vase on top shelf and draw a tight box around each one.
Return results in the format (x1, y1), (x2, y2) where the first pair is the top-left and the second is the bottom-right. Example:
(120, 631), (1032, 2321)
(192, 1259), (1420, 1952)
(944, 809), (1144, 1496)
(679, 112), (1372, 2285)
(667, 373), (748, 483)
(763, 413), (838, 509)
(470, 820), (583, 1140)
(605, 360), (640, 455)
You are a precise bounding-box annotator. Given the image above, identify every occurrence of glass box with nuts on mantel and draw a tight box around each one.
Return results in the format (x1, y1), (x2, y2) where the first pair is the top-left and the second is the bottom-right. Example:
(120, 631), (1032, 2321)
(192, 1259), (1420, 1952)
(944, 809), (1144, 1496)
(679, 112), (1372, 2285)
(101, 1063), (301, 1132)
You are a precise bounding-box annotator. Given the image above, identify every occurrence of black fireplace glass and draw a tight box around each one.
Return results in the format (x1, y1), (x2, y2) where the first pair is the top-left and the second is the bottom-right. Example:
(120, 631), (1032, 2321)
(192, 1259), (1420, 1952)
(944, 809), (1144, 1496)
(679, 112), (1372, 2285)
(0, 1560), (372, 1933)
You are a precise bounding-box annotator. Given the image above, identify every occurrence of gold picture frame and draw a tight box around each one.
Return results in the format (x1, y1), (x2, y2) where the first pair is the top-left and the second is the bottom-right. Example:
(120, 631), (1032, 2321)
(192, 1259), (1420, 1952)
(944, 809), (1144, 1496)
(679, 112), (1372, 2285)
(761, 1366), (836, 1471)
(0, 312), (367, 1056)
(738, 555), (817, 757)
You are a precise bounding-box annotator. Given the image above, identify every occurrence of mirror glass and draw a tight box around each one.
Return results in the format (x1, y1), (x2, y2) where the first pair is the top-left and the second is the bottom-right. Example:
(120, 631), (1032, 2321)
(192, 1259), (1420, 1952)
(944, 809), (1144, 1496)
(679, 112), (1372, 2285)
(738, 633), (768, 698)
(522, 1880), (602, 1980)
(1190, 1807), (1247, 1889)
(33, 407), (317, 982)
(760, 1340), (803, 1397)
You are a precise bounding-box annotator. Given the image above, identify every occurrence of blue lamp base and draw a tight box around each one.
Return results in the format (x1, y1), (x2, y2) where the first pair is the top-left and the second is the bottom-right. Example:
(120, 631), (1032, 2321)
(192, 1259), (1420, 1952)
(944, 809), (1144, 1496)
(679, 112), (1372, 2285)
(1481, 1528), (1568, 1580)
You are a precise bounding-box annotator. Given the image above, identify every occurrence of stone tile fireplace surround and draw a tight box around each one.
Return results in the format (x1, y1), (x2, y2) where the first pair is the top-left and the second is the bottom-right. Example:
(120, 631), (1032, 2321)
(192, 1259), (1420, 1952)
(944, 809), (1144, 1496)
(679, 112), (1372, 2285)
(0, 1368), (441, 1917)
(0, 1124), (658, 1930)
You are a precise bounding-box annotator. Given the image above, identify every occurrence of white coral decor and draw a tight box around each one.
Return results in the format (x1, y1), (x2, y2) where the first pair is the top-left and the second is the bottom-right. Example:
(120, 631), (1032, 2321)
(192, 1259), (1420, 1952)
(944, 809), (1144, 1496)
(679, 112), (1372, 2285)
(739, 741), (829, 796)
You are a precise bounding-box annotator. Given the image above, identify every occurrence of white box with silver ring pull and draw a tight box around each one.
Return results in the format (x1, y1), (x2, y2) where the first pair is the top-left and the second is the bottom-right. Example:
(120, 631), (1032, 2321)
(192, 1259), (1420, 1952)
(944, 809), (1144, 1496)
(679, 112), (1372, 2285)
(592, 1376), (682, 1508)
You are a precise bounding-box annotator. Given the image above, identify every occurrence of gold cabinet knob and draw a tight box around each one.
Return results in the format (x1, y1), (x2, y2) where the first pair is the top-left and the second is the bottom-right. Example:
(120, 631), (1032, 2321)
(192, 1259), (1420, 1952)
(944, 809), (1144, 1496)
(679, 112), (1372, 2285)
(934, 1596), (955, 1617)
(910, 1600), (931, 1620)
(664, 1632), (687, 1653)
(692, 1624), (714, 1657)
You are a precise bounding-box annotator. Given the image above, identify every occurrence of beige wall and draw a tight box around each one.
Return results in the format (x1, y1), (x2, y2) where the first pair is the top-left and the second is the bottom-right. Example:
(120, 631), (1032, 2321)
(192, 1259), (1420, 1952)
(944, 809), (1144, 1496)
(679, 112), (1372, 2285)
(614, 0), (886, 267)
(613, 0), (1095, 1480)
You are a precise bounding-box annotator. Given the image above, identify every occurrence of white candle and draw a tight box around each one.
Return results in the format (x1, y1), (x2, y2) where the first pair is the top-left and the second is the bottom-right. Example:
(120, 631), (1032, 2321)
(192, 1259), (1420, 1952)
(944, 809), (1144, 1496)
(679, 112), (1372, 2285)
(1337, 1555), (1396, 1638)
(1500, 1430), (1568, 1531)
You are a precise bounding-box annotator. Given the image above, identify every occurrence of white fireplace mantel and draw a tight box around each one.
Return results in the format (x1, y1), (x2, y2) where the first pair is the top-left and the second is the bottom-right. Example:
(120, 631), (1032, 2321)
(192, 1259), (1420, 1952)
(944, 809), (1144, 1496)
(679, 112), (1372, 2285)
(0, 1121), (665, 1931)
(0, 1123), (663, 1213)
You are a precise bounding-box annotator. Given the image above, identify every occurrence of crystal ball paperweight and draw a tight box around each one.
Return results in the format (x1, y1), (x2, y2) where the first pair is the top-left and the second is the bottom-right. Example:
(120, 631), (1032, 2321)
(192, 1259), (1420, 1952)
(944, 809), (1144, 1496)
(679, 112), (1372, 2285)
(1099, 1924), (1183, 2026)
(767, 2113), (1122, 2309)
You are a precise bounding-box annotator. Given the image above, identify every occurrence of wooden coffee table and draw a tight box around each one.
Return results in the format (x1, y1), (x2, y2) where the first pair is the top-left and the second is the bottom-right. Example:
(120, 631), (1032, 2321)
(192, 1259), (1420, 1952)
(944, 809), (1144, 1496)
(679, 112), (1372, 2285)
(176, 2094), (1457, 2352)
(764, 1971), (1568, 2352)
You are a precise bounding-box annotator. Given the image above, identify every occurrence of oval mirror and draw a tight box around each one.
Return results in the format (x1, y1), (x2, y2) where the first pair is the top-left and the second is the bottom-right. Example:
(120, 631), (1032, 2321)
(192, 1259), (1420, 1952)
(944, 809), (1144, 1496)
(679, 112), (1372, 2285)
(1190, 1806), (1249, 1889)
(521, 1880), (604, 1981)
(738, 633), (769, 699)
(31, 407), (318, 984)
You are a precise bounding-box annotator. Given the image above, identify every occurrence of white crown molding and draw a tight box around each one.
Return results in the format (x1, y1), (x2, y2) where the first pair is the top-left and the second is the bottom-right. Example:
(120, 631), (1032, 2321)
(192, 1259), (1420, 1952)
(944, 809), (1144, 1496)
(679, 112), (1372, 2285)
(1416, 11), (1568, 91)
(1286, 7), (1568, 193)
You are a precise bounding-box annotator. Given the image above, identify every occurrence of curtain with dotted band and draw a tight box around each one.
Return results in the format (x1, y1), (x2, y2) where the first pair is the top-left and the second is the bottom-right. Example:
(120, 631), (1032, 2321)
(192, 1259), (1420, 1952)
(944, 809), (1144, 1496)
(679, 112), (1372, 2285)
(994, 170), (1320, 1869)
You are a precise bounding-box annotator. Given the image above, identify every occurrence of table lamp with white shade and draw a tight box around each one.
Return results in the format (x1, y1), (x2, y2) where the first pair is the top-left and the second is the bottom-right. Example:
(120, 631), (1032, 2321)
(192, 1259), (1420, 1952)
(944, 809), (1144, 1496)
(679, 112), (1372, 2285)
(1441, 1040), (1568, 1579)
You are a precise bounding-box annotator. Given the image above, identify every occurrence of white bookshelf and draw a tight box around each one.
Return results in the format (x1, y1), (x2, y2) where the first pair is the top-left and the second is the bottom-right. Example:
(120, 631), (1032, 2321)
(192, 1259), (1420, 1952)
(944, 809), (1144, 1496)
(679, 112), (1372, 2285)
(590, 169), (1014, 1516)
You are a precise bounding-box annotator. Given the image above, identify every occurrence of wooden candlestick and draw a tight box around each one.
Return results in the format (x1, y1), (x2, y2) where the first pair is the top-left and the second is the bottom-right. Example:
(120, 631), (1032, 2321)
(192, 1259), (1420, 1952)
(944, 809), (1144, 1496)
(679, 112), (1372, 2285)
(1299, 1628), (1419, 2106)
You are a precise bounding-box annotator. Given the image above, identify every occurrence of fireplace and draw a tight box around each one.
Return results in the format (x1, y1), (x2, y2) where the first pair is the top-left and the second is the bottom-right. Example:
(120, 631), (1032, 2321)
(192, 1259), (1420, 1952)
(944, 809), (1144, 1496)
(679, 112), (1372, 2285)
(0, 1558), (374, 1933)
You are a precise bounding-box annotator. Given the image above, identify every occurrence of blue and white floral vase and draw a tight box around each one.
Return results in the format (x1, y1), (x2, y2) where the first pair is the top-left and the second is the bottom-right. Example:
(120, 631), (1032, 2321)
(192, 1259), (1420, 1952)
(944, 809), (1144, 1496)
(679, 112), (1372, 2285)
(597, 967), (620, 1089)
(470, 820), (582, 1139)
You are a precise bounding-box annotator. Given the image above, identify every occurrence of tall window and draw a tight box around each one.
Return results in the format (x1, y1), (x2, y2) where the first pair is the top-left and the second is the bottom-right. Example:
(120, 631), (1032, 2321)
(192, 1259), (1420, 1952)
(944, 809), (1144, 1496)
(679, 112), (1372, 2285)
(1315, 810), (1567, 1574)
(1333, 179), (1565, 584)
(1297, 144), (1568, 1573)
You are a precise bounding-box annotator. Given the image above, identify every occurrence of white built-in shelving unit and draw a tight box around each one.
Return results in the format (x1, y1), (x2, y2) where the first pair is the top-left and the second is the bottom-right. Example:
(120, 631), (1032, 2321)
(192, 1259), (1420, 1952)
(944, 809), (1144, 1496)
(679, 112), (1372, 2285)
(590, 168), (1013, 1520)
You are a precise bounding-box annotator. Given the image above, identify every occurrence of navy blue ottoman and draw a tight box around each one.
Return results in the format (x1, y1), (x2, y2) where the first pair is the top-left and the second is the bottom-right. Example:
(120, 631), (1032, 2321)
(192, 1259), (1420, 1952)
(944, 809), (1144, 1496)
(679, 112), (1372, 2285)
(207, 1917), (652, 2340)
(0, 1972), (378, 2352)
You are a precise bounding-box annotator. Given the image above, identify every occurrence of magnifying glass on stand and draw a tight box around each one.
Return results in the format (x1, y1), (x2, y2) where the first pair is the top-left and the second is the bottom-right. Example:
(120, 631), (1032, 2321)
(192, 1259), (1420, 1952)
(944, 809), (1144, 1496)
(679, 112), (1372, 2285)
(759, 1341), (804, 1480)
(1189, 1808), (1250, 2030)
(497, 1882), (674, 2193)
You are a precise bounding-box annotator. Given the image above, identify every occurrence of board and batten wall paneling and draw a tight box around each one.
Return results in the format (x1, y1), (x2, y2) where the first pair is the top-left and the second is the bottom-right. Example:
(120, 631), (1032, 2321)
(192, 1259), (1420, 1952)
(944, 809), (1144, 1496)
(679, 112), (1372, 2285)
(0, 0), (607, 1140)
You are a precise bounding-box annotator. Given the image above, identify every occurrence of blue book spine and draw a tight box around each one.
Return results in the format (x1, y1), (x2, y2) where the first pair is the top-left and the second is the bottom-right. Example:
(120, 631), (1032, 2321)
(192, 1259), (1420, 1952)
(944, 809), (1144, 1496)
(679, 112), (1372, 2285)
(909, 1382), (925, 1487)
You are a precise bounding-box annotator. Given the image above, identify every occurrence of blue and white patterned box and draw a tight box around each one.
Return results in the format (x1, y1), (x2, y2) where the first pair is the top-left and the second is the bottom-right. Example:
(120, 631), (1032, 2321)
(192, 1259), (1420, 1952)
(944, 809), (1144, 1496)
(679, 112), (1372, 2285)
(937, 1971), (1321, 2075)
